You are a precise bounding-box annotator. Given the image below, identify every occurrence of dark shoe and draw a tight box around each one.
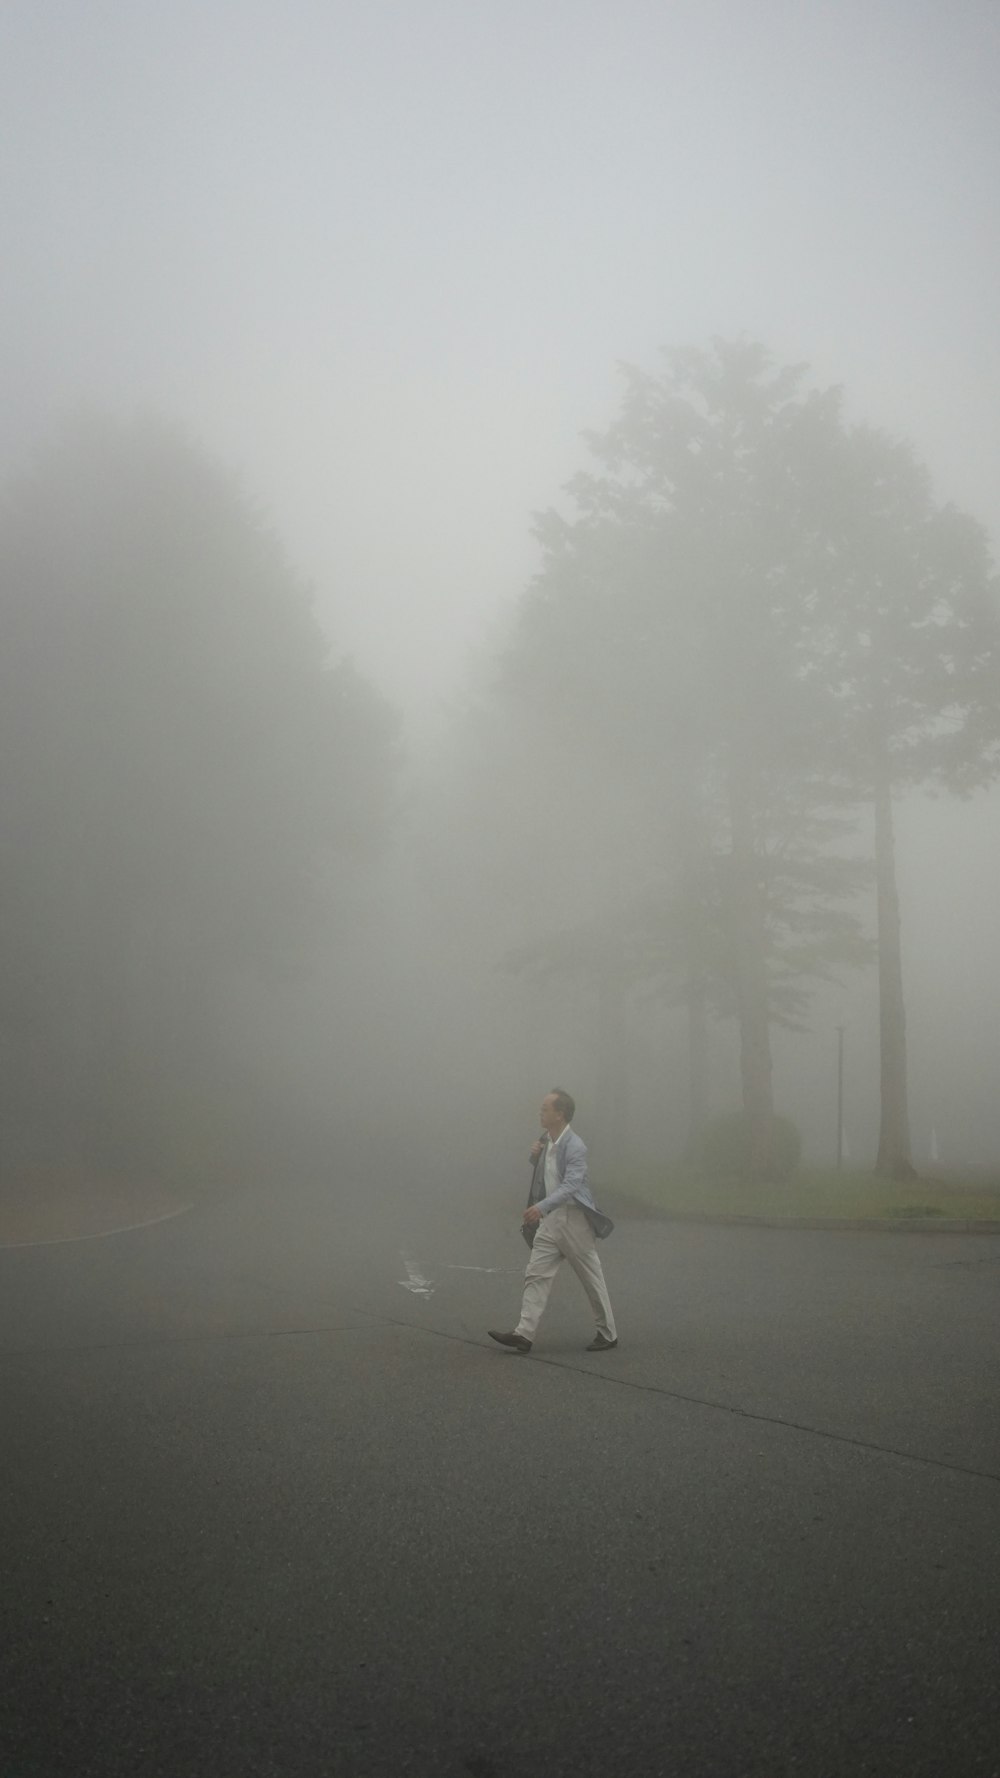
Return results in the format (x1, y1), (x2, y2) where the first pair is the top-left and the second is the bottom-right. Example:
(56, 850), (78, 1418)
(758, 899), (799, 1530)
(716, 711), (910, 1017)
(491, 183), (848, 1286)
(488, 1329), (532, 1352)
(586, 1333), (618, 1351)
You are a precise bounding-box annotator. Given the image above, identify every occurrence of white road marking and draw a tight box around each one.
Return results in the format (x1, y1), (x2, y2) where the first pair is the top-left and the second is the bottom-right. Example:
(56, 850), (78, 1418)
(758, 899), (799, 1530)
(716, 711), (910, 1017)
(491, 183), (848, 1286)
(398, 1253), (434, 1296)
(443, 1264), (501, 1273)
(0, 1203), (192, 1253)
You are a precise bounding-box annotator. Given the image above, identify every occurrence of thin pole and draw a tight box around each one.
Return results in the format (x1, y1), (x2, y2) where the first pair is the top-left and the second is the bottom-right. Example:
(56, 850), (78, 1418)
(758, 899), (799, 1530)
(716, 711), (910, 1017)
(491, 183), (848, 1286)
(836, 1025), (845, 1171)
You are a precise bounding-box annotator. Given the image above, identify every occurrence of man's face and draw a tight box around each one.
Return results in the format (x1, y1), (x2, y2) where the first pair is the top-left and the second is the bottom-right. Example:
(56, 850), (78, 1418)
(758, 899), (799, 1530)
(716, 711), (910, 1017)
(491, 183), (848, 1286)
(540, 1094), (561, 1133)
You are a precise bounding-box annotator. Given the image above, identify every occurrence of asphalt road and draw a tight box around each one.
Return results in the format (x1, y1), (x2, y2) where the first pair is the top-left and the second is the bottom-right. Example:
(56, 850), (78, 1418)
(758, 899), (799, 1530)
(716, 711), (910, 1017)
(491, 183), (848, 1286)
(3, 1175), (999, 1778)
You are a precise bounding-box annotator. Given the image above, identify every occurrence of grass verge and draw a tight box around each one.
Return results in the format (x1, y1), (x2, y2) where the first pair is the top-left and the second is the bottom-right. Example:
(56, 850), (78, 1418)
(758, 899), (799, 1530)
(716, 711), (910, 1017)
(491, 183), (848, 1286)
(609, 1166), (1000, 1224)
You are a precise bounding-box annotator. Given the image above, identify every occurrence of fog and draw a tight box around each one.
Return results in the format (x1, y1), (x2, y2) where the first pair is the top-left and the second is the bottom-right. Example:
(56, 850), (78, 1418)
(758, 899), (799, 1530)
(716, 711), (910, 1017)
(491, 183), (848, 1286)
(2, 0), (999, 1197)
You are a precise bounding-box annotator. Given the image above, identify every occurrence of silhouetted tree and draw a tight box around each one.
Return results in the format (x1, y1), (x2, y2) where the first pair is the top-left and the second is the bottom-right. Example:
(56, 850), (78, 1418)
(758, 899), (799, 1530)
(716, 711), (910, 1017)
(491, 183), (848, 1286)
(0, 414), (398, 1169)
(801, 425), (1000, 1176)
(501, 342), (865, 1177)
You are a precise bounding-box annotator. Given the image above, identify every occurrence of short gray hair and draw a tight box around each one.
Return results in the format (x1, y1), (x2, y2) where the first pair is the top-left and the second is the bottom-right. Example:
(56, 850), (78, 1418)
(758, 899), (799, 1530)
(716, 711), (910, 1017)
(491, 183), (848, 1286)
(549, 1088), (575, 1123)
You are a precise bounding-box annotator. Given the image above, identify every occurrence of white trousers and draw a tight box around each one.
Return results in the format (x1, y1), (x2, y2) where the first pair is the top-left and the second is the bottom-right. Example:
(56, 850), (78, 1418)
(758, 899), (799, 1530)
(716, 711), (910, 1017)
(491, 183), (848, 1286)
(515, 1202), (617, 1343)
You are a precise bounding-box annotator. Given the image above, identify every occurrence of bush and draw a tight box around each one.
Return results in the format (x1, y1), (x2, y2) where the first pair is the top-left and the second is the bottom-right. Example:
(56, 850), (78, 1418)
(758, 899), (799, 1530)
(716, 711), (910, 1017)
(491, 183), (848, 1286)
(696, 1111), (802, 1180)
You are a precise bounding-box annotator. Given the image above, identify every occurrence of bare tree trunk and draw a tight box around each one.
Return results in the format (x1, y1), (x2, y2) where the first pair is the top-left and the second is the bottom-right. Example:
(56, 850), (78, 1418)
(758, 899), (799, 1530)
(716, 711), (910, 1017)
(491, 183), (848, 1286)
(873, 747), (916, 1179)
(596, 969), (628, 1184)
(65, 888), (132, 1165)
(726, 758), (776, 1176)
(683, 976), (710, 1160)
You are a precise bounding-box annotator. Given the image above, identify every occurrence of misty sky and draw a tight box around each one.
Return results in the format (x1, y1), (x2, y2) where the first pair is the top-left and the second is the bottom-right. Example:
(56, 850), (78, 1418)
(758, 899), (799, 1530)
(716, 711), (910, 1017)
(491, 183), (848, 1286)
(3, 0), (999, 715)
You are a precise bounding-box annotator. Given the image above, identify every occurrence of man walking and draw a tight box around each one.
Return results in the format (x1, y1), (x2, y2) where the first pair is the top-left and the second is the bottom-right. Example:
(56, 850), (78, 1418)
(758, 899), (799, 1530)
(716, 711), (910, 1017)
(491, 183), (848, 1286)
(489, 1090), (618, 1354)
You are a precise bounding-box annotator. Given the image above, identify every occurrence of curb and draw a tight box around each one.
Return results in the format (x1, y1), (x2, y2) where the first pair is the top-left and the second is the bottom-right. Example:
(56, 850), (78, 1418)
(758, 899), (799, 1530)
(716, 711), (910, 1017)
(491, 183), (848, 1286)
(612, 1205), (1000, 1235)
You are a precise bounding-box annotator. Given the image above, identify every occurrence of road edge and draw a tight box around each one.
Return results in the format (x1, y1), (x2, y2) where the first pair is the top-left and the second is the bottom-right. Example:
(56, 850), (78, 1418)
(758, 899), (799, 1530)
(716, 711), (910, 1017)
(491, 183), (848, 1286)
(0, 1203), (194, 1253)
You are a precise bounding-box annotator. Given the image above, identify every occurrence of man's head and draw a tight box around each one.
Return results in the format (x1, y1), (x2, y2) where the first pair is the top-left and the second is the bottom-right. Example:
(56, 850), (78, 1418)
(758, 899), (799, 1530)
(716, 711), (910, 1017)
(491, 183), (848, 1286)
(540, 1088), (575, 1135)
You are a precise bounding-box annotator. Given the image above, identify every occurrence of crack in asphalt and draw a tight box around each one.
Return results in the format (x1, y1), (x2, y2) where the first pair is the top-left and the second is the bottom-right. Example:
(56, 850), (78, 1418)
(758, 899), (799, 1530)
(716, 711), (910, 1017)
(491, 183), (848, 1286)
(371, 1309), (1000, 1488)
(2, 1299), (998, 1489)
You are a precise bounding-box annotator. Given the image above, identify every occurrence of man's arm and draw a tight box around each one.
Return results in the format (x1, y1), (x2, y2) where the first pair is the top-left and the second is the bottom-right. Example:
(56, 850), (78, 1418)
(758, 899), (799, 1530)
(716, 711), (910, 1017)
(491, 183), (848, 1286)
(531, 1136), (588, 1216)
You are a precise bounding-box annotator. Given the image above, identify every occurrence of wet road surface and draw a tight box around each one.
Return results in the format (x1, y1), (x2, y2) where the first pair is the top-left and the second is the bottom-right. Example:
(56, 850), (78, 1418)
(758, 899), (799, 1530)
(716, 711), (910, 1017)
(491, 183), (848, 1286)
(3, 1177), (999, 1776)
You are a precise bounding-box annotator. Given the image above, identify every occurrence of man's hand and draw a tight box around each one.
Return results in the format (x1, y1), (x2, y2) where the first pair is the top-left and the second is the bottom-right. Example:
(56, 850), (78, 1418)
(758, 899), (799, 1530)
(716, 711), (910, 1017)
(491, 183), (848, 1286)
(523, 1204), (542, 1227)
(529, 1139), (544, 1163)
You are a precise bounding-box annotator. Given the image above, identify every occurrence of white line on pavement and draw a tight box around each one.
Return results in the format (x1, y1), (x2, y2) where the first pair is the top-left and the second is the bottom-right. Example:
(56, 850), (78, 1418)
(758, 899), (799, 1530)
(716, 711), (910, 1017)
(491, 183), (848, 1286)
(0, 1204), (193, 1253)
(398, 1253), (434, 1296)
